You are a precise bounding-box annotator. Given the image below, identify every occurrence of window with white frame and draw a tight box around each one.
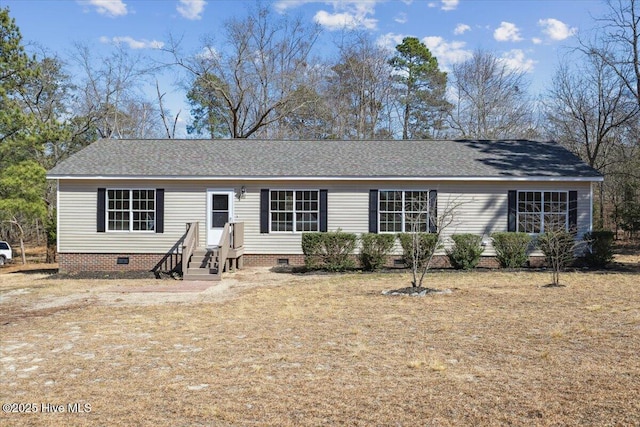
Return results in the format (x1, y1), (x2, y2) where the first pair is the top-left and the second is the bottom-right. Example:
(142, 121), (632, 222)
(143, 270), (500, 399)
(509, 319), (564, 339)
(379, 190), (430, 233)
(107, 189), (155, 231)
(517, 191), (568, 233)
(270, 190), (319, 232)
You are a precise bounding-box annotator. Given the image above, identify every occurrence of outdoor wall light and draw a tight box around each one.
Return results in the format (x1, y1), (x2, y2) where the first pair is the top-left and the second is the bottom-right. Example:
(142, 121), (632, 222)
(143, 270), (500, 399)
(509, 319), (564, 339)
(240, 186), (247, 198)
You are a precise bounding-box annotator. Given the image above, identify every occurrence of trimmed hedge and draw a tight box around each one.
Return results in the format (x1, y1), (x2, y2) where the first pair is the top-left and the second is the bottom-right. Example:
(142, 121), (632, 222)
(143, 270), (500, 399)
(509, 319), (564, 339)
(446, 234), (484, 270)
(359, 233), (396, 271)
(583, 230), (615, 268)
(301, 231), (357, 271)
(491, 232), (532, 268)
(397, 233), (439, 269)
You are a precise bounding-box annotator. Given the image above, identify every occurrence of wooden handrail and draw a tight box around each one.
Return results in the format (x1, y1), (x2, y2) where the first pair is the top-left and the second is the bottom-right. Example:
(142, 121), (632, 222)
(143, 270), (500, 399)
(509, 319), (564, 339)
(182, 222), (199, 275)
(231, 222), (244, 249)
(216, 222), (231, 277)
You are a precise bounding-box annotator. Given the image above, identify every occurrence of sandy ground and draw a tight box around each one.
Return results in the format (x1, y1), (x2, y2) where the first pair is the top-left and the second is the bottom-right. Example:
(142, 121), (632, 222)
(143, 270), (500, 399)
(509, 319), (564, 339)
(1, 250), (638, 311)
(0, 266), (318, 311)
(1, 256), (639, 426)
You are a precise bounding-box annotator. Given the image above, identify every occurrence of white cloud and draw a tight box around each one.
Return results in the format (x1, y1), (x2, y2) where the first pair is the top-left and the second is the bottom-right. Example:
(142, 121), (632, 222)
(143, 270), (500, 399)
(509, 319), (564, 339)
(273, 0), (316, 12)
(177, 0), (206, 20)
(196, 46), (219, 60)
(494, 21), (523, 42)
(532, 37), (542, 45)
(100, 36), (164, 49)
(538, 18), (576, 41)
(79, 0), (128, 17)
(276, 1), (382, 30)
(314, 10), (377, 31)
(499, 49), (536, 72)
(395, 12), (408, 24)
(423, 36), (473, 70)
(441, 0), (459, 11)
(376, 32), (406, 51)
(454, 23), (470, 35)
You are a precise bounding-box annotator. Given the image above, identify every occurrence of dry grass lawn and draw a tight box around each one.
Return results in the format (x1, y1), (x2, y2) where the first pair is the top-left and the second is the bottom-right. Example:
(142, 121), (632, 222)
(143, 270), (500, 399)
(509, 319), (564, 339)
(1, 261), (639, 426)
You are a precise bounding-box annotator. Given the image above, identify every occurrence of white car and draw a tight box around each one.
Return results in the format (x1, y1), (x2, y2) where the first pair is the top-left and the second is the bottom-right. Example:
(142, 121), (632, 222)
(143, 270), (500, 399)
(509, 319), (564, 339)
(0, 241), (12, 266)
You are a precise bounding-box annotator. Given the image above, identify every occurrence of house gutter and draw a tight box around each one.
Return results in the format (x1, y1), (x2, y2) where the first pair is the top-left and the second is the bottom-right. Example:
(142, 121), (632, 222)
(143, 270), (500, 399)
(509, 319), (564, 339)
(46, 175), (604, 182)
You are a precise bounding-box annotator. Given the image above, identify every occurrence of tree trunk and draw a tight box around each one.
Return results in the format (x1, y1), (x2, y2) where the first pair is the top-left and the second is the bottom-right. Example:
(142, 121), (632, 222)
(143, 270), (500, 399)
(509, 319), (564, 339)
(45, 216), (57, 263)
(20, 237), (26, 265)
(46, 242), (56, 263)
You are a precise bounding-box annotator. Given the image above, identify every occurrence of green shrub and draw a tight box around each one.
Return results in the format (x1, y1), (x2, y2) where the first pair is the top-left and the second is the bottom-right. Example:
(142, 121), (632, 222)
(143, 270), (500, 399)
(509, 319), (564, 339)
(491, 232), (532, 268)
(301, 233), (324, 269)
(583, 230), (615, 268)
(446, 234), (484, 270)
(397, 233), (439, 269)
(301, 231), (357, 271)
(359, 233), (396, 271)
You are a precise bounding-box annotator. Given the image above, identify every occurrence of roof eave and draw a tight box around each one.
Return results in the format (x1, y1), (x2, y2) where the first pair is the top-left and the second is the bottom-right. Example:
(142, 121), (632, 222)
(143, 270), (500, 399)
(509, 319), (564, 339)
(46, 174), (604, 182)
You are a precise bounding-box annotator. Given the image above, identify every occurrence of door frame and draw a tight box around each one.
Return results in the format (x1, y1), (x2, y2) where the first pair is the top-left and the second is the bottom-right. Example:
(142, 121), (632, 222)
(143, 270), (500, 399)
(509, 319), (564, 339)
(206, 188), (235, 247)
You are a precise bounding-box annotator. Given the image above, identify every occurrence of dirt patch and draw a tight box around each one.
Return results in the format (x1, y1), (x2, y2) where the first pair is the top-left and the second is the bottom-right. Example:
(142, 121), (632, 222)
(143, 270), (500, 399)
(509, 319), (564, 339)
(49, 270), (158, 280)
(382, 286), (452, 295)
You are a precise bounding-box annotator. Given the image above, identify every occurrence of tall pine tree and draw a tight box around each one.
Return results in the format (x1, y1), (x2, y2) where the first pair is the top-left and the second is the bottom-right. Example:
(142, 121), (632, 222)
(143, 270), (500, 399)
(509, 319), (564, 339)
(0, 8), (48, 262)
(389, 37), (450, 139)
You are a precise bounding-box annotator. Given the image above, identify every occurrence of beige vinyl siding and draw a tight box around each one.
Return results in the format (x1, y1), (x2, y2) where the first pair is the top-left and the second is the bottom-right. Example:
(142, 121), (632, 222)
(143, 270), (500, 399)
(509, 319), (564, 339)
(430, 182), (592, 256)
(58, 180), (210, 254)
(57, 179), (593, 256)
(237, 182), (369, 255)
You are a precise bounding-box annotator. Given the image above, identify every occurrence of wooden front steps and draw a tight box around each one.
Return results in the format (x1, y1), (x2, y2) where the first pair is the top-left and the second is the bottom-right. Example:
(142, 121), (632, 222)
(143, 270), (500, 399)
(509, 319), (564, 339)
(181, 221), (244, 281)
(183, 247), (222, 281)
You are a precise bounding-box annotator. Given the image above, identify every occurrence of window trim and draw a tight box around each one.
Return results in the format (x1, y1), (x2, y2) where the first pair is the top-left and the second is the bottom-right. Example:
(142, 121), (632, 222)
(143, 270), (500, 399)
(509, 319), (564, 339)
(377, 189), (431, 234)
(268, 189), (320, 234)
(516, 190), (569, 234)
(105, 188), (157, 233)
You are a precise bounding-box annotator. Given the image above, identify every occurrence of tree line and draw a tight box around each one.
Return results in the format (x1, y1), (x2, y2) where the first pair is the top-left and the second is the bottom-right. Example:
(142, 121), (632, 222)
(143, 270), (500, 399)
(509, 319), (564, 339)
(0, 1), (638, 262)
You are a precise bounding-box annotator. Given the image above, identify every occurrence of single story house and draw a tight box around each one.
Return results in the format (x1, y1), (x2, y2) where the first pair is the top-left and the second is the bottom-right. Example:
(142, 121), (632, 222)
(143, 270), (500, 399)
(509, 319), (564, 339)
(47, 138), (603, 279)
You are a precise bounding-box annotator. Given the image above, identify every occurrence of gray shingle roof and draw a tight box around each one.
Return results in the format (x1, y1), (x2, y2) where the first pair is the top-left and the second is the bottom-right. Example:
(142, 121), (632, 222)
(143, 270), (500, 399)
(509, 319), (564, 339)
(47, 139), (602, 180)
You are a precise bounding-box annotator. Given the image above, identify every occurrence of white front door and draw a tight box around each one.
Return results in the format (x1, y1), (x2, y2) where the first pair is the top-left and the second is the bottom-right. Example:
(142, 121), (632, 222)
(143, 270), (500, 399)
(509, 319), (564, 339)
(206, 189), (234, 247)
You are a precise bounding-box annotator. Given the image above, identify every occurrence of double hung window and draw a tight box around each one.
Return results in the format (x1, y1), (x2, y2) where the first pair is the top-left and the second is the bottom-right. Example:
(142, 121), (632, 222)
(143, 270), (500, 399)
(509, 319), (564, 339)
(517, 191), (568, 233)
(107, 189), (156, 231)
(270, 190), (319, 232)
(379, 190), (430, 233)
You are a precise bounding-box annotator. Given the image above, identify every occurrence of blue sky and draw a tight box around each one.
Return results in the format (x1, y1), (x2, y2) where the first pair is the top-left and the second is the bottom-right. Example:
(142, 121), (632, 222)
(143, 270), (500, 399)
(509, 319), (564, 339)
(2, 0), (608, 134)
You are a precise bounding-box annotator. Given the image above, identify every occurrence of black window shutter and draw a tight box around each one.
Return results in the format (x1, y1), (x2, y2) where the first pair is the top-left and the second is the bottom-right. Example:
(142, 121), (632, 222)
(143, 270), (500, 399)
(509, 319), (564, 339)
(369, 190), (378, 233)
(429, 190), (438, 233)
(97, 188), (106, 232)
(508, 190), (517, 232)
(260, 189), (269, 234)
(319, 189), (328, 232)
(568, 190), (578, 232)
(155, 189), (164, 233)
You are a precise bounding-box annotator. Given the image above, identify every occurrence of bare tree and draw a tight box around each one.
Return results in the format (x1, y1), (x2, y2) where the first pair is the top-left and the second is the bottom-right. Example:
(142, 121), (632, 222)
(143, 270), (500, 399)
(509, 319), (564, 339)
(448, 50), (536, 139)
(327, 32), (395, 139)
(72, 43), (162, 139)
(537, 229), (579, 287)
(535, 208), (582, 287)
(169, 4), (321, 139)
(543, 52), (639, 227)
(156, 81), (180, 139)
(577, 0), (640, 233)
(398, 193), (464, 288)
(583, 0), (640, 108)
